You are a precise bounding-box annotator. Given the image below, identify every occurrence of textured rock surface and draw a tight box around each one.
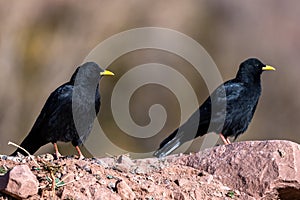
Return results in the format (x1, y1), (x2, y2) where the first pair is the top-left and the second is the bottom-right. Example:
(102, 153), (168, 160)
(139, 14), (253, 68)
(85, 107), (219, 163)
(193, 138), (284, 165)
(0, 165), (38, 199)
(116, 179), (136, 199)
(183, 140), (300, 199)
(0, 140), (299, 199)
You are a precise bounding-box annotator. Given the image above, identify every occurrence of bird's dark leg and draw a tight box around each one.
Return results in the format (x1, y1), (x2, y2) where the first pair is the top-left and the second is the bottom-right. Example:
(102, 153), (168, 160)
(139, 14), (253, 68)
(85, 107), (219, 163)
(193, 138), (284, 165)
(75, 146), (84, 159)
(53, 143), (62, 159)
(219, 133), (230, 145)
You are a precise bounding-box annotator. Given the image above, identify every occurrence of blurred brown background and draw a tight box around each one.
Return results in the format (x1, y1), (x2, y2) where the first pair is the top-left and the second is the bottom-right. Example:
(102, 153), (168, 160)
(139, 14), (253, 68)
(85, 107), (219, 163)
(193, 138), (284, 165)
(0, 1), (299, 157)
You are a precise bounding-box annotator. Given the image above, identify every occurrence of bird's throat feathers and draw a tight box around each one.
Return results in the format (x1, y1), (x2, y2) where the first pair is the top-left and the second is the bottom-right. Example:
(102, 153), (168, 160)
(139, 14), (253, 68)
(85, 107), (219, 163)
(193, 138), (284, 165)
(235, 68), (262, 85)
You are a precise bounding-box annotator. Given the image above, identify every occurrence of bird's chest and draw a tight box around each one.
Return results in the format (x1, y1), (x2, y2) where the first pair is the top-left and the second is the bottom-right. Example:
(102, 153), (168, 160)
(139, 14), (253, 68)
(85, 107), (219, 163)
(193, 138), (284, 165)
(72, 90), (98, 113)
(228, 92), (259, 118)
(223, 89), (260, 135)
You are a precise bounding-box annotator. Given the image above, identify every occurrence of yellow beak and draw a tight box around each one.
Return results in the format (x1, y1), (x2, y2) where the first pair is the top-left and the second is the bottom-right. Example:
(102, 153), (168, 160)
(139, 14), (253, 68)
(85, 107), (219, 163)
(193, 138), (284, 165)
(262, 65), (276, 71)
(100, 70), (114, 76)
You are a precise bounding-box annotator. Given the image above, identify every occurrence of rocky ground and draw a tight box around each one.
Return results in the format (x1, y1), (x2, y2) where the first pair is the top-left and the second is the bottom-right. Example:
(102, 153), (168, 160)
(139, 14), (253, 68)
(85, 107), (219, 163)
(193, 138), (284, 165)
(0, 140), (299, 200)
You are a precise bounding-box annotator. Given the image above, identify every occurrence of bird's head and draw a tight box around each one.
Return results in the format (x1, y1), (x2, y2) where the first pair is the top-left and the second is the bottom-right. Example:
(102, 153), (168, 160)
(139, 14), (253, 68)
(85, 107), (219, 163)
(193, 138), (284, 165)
(70, 62), (114, 85)
(236, 58), (275, 83)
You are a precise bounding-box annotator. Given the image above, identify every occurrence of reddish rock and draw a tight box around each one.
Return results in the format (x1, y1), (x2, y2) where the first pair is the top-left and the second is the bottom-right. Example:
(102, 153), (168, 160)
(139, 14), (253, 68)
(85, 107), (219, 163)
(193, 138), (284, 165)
(93, 188), (121, 200)
(176, 178), (189, 187)
(117, 155), (135, 166)
(184, 140), (300, 199)
(114, 155), (135, 173)
(116, 179), (136, 199)
(0, 165), (38, 199)
(94, 157), (116, 169)
(172, 191), (185, 200)
(1, 140), (299, 199)
(61, 186), (93, 200)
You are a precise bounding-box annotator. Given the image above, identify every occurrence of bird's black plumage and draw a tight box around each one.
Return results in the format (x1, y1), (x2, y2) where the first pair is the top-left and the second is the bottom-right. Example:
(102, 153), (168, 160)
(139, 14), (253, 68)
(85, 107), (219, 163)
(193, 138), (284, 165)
(11, 62), (114, 158)
(154, 58), (275, 158)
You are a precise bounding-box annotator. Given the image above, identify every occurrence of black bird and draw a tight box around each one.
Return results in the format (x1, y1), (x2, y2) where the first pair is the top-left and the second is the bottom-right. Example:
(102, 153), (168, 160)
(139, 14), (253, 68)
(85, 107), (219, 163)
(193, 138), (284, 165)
(154, 58), (275, 158)
(11, 62), (114, 159)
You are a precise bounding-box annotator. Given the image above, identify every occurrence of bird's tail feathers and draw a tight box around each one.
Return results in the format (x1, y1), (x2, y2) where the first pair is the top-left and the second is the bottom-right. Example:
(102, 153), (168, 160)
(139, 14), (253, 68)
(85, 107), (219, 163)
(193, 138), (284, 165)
(10, 133), (45, 156)
(153, 129), (185, 158)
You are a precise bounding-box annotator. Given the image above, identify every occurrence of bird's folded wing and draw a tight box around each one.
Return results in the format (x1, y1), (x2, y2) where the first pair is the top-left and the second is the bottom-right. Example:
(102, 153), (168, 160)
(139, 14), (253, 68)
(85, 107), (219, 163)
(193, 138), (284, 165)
(29, 84), (73, 135)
